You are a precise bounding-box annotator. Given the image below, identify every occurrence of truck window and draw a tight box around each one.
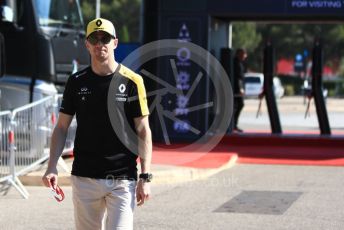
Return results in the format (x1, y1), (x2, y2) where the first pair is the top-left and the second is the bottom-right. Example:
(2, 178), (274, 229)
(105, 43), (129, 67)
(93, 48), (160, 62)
(16, 1), (24, 26)
(33, 0), (82, 28)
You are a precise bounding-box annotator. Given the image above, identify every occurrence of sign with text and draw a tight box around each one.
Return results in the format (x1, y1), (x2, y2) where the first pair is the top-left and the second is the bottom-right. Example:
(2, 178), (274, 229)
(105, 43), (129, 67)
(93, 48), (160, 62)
(287, 0), (344, 14)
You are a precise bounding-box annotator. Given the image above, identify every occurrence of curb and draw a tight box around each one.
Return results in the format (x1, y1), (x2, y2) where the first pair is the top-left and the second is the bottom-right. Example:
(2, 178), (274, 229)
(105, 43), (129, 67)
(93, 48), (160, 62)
(152, 154), (238, 184)
(18, 154), (238, 186)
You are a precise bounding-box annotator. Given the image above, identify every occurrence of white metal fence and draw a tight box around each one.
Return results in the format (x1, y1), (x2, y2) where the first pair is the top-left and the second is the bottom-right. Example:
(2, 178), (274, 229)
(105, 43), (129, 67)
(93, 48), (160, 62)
(0, 95), (76, 198)
(0, 110), (11, 183)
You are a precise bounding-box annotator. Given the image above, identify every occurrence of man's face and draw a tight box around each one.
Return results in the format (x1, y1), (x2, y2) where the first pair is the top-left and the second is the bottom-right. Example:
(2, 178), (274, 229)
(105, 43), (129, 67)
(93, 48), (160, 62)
(86, 31), (118, 61)
(239, 51), (247, 61)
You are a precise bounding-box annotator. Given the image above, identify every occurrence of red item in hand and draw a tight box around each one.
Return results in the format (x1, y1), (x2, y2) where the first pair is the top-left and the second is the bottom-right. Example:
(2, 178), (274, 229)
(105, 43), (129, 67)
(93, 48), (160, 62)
(51, 185), (65, 202)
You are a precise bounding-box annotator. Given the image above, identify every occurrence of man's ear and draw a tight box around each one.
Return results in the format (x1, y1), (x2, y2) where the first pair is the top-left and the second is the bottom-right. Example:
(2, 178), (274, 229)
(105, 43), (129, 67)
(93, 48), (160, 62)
(113, 38), (118, 49)
(85, 40), (91, 51)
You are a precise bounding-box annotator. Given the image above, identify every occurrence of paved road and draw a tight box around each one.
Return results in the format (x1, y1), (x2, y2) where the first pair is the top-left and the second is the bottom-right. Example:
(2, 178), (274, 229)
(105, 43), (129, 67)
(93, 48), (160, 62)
(1, 164), (344, 230)
(134, 164), (344, 230)
(1, 96), (343, 229)
(238, 96), (344, 132)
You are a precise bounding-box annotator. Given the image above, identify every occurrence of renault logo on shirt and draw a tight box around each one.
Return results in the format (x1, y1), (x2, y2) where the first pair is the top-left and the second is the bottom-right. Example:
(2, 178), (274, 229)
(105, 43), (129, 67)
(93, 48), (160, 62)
(115, 84), (127, 102)
(119, 84), (126, 93)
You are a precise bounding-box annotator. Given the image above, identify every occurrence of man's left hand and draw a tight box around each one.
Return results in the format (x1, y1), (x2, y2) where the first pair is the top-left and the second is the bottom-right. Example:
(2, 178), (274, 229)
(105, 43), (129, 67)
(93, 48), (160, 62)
(136, 179), (151, 206)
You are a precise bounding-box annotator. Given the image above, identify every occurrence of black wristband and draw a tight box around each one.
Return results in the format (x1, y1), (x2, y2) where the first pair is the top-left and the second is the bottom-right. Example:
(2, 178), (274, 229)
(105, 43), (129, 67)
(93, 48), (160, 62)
(139, 173), (153, 182)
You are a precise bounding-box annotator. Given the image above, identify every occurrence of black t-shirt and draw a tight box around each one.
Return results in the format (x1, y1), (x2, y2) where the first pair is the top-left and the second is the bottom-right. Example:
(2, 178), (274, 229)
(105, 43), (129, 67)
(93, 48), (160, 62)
(233, 57), (245, 95)
(60, 64), (149, 179)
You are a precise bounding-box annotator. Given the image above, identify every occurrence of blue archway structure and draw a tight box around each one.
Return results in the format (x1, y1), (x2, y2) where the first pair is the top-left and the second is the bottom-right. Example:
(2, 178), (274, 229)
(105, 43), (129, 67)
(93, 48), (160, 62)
(141, 0), (344, 148)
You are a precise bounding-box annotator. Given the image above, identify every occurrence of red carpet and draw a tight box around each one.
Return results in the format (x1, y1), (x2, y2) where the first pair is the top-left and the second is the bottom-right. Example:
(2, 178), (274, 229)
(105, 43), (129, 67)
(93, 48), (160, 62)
(151, 133), (344, 168)
(241, 129), (344, 136)
(222, 134), (344, 166)
(69, 132), (343, 167)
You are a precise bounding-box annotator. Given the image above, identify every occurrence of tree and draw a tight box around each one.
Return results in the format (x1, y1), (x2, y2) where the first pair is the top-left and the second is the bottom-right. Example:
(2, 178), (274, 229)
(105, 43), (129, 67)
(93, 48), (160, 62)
(233, 22), (344, 76)
(232, 22), (262, 71)
(80, 0), (141, 42)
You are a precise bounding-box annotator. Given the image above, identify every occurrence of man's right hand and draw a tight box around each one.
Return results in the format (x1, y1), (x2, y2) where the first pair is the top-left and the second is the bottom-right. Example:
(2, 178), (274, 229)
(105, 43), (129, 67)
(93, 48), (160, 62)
(240, 88), (245, 96)
(42, 168), (58, 189)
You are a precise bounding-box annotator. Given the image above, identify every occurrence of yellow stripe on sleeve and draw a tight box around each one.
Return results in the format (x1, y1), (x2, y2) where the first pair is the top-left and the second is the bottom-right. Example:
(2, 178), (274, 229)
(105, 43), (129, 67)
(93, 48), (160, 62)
(119, 65), (149, 116)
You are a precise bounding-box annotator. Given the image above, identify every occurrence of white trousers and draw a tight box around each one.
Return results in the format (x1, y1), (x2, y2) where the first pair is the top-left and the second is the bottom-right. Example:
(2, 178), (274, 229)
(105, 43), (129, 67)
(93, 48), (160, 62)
(71, 175), (136, 230)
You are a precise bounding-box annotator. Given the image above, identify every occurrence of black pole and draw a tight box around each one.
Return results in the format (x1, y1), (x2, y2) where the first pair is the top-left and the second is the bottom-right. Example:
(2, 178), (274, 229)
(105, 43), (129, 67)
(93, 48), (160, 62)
(311, 39), (331, 135)
(263, 41), (282, 134)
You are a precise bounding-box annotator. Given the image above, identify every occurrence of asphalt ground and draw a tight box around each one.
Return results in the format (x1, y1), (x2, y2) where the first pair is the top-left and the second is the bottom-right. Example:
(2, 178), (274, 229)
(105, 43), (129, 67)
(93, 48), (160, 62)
(133, 164), (344, 230)
(1, 96), (343, 229)
(1, 164), (344, 230)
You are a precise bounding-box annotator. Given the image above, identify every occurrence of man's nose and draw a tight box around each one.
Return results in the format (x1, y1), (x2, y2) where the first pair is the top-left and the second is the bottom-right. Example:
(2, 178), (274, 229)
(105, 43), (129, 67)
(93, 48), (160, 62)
(94, 38), (105, 46)
(94, 40), (102, 46)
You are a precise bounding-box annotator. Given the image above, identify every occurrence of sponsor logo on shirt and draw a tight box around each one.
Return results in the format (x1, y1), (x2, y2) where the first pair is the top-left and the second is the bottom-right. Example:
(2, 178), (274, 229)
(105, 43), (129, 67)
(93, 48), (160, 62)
(78, 87), (91, 95)
(119, 84), (126, 93)
(78, 87), (91, 102)
(116, 83), (127, 102)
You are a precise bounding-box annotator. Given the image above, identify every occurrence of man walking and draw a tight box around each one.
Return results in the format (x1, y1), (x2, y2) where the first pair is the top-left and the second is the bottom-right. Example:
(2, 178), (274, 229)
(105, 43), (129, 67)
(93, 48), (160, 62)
(233, 48), (247, 132)
(42, 18), (152, 230)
